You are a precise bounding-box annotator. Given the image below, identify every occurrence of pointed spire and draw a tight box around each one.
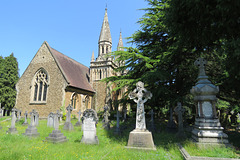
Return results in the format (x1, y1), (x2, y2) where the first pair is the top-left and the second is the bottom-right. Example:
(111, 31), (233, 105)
(99, 8), (112, 44)
(91, 51), (95, 62)
(117, 31), (124, 51)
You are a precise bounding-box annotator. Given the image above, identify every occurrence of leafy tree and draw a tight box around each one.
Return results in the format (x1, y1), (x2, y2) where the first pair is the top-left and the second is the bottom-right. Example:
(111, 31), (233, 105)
(165, 0), (240, 106)
(0, 53), (19, 110)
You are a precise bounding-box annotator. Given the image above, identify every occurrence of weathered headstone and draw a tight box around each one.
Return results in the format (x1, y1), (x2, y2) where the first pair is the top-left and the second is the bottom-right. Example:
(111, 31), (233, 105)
(148, 109), (156, 132)
(16, 110), (21, 122)
(22, 109), (40, 137)
(174, 102), (186, 138)
(0, 108), (3, 118)
(7, 108), (18, 134)
(46, 113), (68, 143)
(63, 104), (74, 131)
(191, 58), (228, 144)
(126, 81), (156, 150)
(75, 110), (82, 127)
(102, 104), (110, 130)
(22, 111), (28, 125)
(166, 107), (177, 133)
(114, 110), (122, 135)
(47, 112), (54, 127)
(81, 109), (99, 144)
(56, 110), (62, 122)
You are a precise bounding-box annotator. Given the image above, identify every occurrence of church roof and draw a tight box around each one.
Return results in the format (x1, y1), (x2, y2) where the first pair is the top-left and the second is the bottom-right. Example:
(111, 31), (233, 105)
(99, 8), (112, 43)
(49, 44), (95, 93)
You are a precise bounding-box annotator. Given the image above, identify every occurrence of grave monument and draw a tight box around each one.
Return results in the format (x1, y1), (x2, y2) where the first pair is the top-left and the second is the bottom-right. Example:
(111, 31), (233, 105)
(81, 109), (99, 144)
(174, 102), (186, 138)
(75, 110), (82, 127)
(102, 104), (110, 130)
(126, 81), (156, 150)
(22, 109), (40, 137)
(191, 58), (229, 144)
(46, 113), (68, 143)
(7, 108), (18, 134)
(63, 104), (74, 131)
(22, 111), (28, 125)
(47, 112), (54, 127)
(114, 110), (122, 135)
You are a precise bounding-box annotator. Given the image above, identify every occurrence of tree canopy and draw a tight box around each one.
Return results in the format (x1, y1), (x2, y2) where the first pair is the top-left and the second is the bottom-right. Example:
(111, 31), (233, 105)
(0, 53), (19, 110)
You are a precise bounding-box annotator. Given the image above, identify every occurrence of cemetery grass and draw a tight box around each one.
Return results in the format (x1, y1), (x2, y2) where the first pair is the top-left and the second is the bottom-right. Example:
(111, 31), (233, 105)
(0, 117), (184, 160)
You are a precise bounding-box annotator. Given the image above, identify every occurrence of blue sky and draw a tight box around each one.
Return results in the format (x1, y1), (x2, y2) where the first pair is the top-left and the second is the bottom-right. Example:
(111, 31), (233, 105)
(0, 0), (148, 76)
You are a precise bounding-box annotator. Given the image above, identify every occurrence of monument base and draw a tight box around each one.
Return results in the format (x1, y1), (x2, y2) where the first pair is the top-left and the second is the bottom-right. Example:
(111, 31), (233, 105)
(192, 118), (229, 144)
(7, 127), (18, 134)
(126, 129), (156, 150)
(81, 135), (99, 145)
(63, 122), (74, 131)
(46, 130), (68, 143)
(22, 125), (40, 137)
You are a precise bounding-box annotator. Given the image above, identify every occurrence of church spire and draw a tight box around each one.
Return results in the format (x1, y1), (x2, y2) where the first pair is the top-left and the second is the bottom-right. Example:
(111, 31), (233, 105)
(117, 31), (124, 51)
(98, 8), (112, 58)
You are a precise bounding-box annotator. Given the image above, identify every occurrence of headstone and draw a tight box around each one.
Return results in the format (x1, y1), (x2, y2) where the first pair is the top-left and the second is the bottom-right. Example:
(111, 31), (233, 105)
(16, 110), (21, 122)
(63, 104), (74, 131)
(0, 108), (3, 118)
(123, 106), (127, 121)
(6, 108), (18, 134)
(1, 107), (4, 117)
(114, 110), (122, 134)
(56, 110), (62, 122)
(190, 58), (229, 144)
(22, 111), (28, 125)
(81, 109), (99, 144)
(174, 102), (186, 138)
(22, 109), (40, 137)
(166, 107), (177, 132)
(75, 110), (82, 127)
(148, 109), (156, 132)
(126, 81), (156, 150)
(46, 113), (68, 143)
(47, 112), (54, 127)
(102, 104), (110, 129)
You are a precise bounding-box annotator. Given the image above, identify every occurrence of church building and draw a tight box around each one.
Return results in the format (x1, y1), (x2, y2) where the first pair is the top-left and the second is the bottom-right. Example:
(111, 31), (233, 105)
(15, 8), (124, 118)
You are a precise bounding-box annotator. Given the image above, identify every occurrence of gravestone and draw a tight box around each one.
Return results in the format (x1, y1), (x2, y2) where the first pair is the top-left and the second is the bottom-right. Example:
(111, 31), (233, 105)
(75, 110), (82, 127)
(148, 109), (156, 132)
(81, 109), (99, 144)
(22, 109), (40, 137)
(114, 110), (122, 134)
(63, 105), (74, 131)
(7, 108), (18, 134)
(46, 113), (68, 143)
(56, 110), (62, 122)
(123, 106), (127, 122)
(126, 81), (156, 150)
(47, 112), (54, 127)
(174, 102), (186, 138)
(0, 108), (3, 118)
(102, 104), (110, 130)
(166, 107), (177, 133)
(190, 58), (228, 144)
(4, 108), (8, 116)
(22, 111), (28, 125)
(16, 110), (21, 122)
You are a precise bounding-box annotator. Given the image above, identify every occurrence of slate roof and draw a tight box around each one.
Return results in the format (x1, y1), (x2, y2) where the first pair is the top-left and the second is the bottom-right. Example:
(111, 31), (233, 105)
(49, 46), (95, 93)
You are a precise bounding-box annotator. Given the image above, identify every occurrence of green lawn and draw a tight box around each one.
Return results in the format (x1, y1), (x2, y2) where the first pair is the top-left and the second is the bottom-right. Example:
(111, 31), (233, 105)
(0, 117), (183, 160)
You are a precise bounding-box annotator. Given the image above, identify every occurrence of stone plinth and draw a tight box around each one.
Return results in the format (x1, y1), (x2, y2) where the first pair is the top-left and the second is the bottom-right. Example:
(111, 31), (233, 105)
(22, 125), (40, 137)
(7, 127), (18, 134)
(192, 118), (229, 144)
(126, 129), (156, 150)
(45, 130), (68, 143)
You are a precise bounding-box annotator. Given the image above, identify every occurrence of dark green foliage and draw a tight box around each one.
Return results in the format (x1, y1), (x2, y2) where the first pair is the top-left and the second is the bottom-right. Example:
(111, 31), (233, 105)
(0, 53), (19, 110)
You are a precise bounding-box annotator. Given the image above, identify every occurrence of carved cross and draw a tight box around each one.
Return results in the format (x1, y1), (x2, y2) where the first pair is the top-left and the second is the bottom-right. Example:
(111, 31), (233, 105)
(11, 108), (17, 128)
(66, 104), (73, 122)
(77, 110), (82, 122)
(194, 58), (207, 77)
(174, 102), (185, 132)
(129, 81), (152, 130)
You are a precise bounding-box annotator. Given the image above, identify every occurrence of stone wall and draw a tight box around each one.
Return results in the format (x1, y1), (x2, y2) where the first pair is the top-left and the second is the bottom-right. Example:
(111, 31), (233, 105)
(15, 42), (67, 118)
(92, 81), (107, 111)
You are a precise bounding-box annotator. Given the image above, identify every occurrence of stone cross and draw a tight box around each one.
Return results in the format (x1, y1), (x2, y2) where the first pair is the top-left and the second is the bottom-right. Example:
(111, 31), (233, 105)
(53, 113), (59, 130)
(17, 110), (21, 121)
(102, 105), (110, 129)
(194, 57), (207, 77)
(47, 112), (54, 127)
(66, 104), (73, 122)
(174, 102), (186, 137)
(23, 111), (28, 125)
(56, 110), (62, 122)
(30, 109), (38, 126)
(75, 109), (82, 126)
(123, 106), (127, 121)
(129, 81), (152, 130)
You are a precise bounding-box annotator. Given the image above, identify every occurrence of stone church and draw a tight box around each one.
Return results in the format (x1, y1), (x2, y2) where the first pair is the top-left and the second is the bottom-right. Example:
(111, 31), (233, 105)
(15, 8), (124, 118)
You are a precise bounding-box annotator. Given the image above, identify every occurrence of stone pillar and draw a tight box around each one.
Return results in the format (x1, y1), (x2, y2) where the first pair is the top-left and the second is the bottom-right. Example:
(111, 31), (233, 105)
(190, 58), (229, 145)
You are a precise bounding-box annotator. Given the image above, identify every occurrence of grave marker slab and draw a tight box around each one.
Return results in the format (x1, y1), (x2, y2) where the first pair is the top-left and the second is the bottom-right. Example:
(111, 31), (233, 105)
(7, 108), (18, 134)
(81, 109), (99, 144)
(47, 112), (54, 127)
(22, 111), (28, 125)
(22, 109), (40, 137)
(126, 81), (156, 150)
(174, 102), (186, 138)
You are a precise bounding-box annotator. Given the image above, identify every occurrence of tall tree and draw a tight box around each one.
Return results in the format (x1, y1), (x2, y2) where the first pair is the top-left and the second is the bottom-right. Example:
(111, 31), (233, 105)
(0, 53), (19, 110)
(165, 0), (240, 106)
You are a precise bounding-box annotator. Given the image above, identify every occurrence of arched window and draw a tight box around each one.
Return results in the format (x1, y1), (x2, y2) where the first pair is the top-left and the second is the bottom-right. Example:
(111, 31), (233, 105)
(71, 93), (77, 109)
(32, 69), (49, 102)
